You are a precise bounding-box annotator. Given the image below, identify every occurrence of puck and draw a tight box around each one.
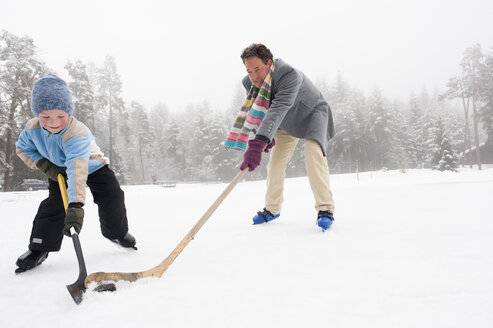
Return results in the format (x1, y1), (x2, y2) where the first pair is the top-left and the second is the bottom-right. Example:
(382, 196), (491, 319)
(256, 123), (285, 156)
(93, 283), (117, 292)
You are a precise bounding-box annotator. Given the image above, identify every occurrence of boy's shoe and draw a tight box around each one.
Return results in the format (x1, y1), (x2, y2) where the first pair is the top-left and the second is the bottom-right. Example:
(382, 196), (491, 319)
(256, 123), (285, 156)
(110, 232), (137, 250)
(317, 211), (334, 231)
(15, 250), (49, 273)
(252, 208), (280, 225)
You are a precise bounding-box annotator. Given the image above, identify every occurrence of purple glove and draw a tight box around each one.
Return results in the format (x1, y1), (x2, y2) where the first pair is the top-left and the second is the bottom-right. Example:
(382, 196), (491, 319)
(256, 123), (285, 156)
(240, 139), (266, 171)
(264, 138), (275, 153)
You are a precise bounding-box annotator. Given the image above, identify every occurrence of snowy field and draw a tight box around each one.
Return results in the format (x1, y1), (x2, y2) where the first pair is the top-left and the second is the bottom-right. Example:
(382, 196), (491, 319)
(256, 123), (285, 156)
(1, 167), (492, 328)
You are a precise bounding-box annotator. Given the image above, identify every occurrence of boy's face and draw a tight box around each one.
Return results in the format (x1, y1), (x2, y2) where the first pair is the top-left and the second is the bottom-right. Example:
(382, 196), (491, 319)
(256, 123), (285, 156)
(38, 110), (69, 134)
(244, 56), (273, 88)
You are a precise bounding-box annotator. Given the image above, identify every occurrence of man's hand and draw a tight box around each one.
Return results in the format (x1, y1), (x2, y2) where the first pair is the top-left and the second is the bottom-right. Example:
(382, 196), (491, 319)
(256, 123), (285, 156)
(36, 158), (66, 182)
(240, 139), (267, 171)
(264, 138), (275, 153)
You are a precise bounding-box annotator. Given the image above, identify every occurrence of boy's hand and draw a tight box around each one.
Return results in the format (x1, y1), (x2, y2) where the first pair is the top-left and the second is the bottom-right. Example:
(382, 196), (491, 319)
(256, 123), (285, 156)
(36, 158), (67, 182)
(64, 204), (84, 236)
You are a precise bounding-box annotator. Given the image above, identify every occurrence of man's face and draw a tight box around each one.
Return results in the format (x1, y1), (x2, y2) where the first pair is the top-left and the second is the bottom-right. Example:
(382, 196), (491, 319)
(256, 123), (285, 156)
(38, 109), (69, 134)
(244, 56), (273, 88)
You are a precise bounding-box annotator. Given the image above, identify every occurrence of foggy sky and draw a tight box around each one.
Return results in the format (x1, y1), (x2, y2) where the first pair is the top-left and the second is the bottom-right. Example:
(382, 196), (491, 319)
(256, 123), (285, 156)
(1, 0), (492, 112)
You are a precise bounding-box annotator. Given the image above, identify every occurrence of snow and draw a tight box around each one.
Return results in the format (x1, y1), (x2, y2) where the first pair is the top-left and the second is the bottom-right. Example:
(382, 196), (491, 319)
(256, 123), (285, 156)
(1, 167), (493, 328)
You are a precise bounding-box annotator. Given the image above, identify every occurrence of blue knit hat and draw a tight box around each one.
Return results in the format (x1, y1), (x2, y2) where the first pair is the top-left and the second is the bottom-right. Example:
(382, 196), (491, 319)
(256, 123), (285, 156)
(31, 74), (73, 116)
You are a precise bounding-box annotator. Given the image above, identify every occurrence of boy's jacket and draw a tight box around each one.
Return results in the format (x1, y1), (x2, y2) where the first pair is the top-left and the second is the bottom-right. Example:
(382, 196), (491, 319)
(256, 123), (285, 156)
(16, 116), (108, 204)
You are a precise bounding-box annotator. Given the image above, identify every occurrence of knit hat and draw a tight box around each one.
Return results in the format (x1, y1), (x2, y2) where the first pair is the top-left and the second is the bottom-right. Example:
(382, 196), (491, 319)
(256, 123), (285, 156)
(31, 74), (73, 116)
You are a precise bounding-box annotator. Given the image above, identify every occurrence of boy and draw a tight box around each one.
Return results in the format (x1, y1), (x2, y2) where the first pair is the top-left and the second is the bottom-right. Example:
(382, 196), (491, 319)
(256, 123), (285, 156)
(15, 74), (136, 273)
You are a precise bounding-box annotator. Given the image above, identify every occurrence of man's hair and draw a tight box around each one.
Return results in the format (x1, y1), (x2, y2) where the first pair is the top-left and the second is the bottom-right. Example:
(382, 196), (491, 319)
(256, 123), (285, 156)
(240, 43), (274, 64)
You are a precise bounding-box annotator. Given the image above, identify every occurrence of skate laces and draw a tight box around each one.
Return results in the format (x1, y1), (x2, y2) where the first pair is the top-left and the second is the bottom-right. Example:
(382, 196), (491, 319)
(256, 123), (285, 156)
(318, 211), (334, 221)
(257, 208), (275, 222)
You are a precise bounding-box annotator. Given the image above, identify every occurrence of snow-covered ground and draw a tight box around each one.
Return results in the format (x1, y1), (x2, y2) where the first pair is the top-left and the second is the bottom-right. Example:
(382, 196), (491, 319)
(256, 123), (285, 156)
(1, 167), (492, 328)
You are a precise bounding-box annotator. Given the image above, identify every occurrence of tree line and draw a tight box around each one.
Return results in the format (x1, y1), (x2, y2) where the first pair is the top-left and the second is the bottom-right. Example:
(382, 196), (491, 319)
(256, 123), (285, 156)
(1, 30), (492, 191)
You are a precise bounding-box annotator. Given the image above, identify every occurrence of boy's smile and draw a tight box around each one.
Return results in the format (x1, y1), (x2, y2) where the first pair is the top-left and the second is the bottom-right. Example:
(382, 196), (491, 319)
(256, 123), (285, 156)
(38, 109), (69, 134)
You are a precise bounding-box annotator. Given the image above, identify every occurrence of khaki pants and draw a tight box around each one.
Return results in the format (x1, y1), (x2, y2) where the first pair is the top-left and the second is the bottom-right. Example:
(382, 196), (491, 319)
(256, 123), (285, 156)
(265, 129), (335, 215)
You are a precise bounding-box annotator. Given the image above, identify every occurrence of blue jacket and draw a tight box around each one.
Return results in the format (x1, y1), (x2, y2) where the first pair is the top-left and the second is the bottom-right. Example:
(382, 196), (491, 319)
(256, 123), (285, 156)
(16, 116), (108, 204)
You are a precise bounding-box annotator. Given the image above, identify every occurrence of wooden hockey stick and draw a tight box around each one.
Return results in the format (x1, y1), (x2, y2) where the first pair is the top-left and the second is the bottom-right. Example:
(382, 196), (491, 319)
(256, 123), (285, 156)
(84, 168), (248, 287)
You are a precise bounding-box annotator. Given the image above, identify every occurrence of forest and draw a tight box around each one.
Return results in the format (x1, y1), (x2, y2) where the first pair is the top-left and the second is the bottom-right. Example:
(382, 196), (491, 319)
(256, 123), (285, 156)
(1, 29), (492, 191)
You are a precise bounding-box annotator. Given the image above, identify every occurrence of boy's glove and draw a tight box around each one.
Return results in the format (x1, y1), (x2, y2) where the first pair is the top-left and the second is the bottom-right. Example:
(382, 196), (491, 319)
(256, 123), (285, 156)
(240, 139), (266, 172)
(36, 158), (66, 182)
(64, 203), (84, 236)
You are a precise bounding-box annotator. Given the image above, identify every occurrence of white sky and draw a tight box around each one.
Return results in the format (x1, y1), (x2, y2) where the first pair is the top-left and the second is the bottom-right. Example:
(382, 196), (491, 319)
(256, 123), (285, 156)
(1, 0), (492, 112)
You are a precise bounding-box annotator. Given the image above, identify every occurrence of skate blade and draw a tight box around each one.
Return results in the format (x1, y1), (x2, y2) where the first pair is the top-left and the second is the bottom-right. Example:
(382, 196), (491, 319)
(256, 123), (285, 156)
(15, 267), (29, 274)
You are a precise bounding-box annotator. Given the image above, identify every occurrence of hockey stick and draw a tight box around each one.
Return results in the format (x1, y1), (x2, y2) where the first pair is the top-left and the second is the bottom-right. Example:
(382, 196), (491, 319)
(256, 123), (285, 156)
(58, 174), (88, 305)
(84, 168), (248, 287)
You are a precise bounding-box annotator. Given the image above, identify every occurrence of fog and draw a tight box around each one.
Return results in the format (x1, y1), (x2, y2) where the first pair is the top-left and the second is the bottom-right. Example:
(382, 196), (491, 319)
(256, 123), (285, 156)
(1, 0), (492, 111)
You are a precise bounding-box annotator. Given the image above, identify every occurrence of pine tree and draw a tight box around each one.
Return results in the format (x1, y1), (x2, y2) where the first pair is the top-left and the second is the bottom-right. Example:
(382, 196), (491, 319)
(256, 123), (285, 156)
(460, 44), (484, 169)
(198, 110), (229, 182)
(391, 102), (412, 172)
(330, 98), (357, 173)
(478, 49), (493, 145)
(187, 103), (212, 181)
(420, 109), (438, 168)
(443, 76), (474, 166)
(162, 119), (185, 181)
(366, 88), (399, 170)
(430, 118), (459, 172)
(326, 75), (367, 173)
(405, 93), (426, 168)
(148, 102), (170, 182)
(0, 30), (47, 191)
(96, 55), (125, 176)
(128, 101), (155, 184)
(64, 60), (95, 130)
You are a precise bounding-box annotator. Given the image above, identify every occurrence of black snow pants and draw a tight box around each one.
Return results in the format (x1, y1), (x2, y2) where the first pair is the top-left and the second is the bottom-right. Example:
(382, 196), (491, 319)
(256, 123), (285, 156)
(28, 165), (129, 252)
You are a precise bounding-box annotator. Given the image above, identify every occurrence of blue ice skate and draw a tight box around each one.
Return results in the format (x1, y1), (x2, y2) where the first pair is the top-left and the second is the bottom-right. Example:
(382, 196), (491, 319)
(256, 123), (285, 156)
(317, 211), (334, 231)
(252, 208), (280, 225)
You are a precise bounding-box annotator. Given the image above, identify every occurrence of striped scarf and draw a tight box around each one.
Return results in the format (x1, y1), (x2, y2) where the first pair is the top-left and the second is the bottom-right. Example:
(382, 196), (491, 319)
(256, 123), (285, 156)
(224, 63), (274, 151)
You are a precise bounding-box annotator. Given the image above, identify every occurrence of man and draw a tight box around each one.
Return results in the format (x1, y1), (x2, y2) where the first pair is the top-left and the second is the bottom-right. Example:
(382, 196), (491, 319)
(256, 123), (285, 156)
(226, 43), (336, 231)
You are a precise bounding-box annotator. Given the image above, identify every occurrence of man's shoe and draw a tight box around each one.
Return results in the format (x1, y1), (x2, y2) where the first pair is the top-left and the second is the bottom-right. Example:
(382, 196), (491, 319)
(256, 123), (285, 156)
(252, 208), (280, 225)
(15, 250), (49, 273)
(317, 211), (334, 231)
(110, 232), (137, 250)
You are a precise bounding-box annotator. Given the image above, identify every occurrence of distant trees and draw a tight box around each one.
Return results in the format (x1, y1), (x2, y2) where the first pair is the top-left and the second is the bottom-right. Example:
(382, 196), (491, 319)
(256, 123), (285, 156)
(478, 49), (493, 146)
(323, 77), (463, 173)
(64, 60), (95, 130)
(405, 93), (426, 168)
(444, 44), (493, 170)
(0, 30), (47, 191)
(1, 29), (491, 192)
(97, 55), (125, 170)
(323, 45), (493, 174)
(366, 88), (401, 170)
(127, 101), (155, 184)
(325, 75), (367, 173)
(429, 119), (459, 172)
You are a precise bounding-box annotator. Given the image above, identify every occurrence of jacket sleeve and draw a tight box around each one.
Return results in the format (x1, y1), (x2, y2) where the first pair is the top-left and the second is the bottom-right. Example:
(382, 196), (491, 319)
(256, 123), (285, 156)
(256, 66), (302, 142)
(16, 124), (43, 169)
(63, 135), (90, 205)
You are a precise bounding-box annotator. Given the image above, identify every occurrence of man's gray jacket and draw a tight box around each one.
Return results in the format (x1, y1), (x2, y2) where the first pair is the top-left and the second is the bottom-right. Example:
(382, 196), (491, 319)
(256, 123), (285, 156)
(242, 59), (335, 155)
